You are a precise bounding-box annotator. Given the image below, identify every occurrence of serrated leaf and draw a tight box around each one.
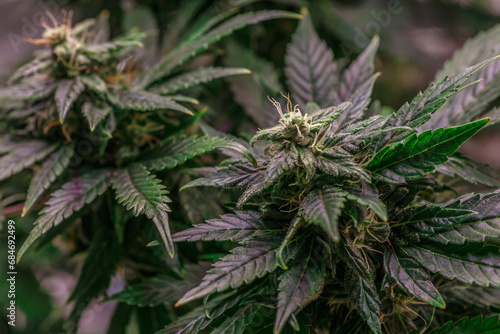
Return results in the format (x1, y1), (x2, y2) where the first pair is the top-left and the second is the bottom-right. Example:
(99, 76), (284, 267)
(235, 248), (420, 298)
(17, 169), (111, 261)
(22, 144), (75, 216)
(81, 101), (112, 131)
(374, 56), (499, 151)
(407, 242), (500, 287)
(425, 25), (500, 129)
(264, 150), (298, 188)
(335, 238), (372, 281)
(443, 286), (500, 310)
(55, 77), (85, 123)
(149, 10), (301, 86)
(0, 81), (56, 102)
(367, 118), (489, 184)
(181, 164), (266, 190)
(112, 166), (173, 257)
(80, 74), (108, 95)
(107, 264), (207, 307)
(345, 183), (387, 222)
(392, 197), (477, 234)
(275, 242), (325, 334)
(68, 222), (120, 323)
(152, 67), (250, 94)
(113, 91), (193, 115)
(383, 248), (446, 308)
(0, 140), (57, 181)
(212, 302), (268, 334)
(173, 211), (281, 242)
(300, 187), (346, 242)
(176, 233), (290, 306)
(346, 271), (382, 334)
(139, 136), (256, 171)
(428, 315), (500, 334)
(285, 8), (337, 109)
(160, 291), (240, 334)
(437, 153), (500, 187)
(82, 32), (144, 57)
(7, 57), (51, 84)
(316, 156), (371, 183)
(419, 191), (500, 244)
(334, 36), (379, 126)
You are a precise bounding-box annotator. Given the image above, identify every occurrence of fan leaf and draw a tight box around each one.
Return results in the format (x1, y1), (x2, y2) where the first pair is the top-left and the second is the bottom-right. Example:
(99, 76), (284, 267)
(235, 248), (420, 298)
(0, 140), (58, 181)
(173, 211), (281, 242)
(112, 166), (173, 256)
(284, 8), (337, 109)
(275, 242), (325, 333)
(17, 169), (111, 261)
(407, 242), (500, 287)
(384, 248), (446, 308)
(367, 118), (489, 184)
(22, 144), (75, 216)
(152, 67), (250, 94)
(55, 77), (85, 123)
(176, 233), (292, 306)
(300, 187), (346, 242)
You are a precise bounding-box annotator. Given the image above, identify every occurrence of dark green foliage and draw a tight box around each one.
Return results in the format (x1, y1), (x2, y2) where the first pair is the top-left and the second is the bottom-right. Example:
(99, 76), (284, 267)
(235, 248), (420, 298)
(0, 4), (298, 331)
(3, 3), (500, 334)
(169, 11), (500, 334)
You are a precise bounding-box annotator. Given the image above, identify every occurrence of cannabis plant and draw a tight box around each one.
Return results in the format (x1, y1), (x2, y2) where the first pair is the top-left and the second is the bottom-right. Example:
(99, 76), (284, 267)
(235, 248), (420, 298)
(0, 7), (298, 331)
(164, 12), (500, 333)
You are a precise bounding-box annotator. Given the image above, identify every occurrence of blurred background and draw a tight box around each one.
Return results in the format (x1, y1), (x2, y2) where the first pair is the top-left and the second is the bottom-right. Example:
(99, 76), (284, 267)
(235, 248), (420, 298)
(0, 0), (499, 333)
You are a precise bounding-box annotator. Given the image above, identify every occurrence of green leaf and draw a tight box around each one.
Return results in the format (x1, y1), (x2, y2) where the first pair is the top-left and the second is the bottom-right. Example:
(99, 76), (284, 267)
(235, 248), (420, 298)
(407, 242), (500, 287)
(335, 36), (379, 126)
(112, 166), (173, 257)
(421, 191), (500, 244)
(181, 164), (266, 190)
(392, 197), (477, 233)
(212, 302), (269, 334)
(107, 303), (134, 334)
(425, 25), (500, 129)
(383, 248), (446, 308)
(264, 150), (298, 188)
(152, 67), (250, 94)
(345, 184), (388, 222)
(300, 187), (346, 242)
(149, 10), (301, 85)
(0, 81), (55, 102)
(0, 140), (57, 181)
(107, 264), (206, 307)
(22, 144), (75, 216)
(443, 286), (500, 310)
(285, 8), (338, 109)
(80, 74), (108, 96)
(139, 136), (256, 171)
(82, 32), (144, 58)
(428, 315), (500, 334)
(81, 101), (112, 132)
(316, 156), (371, 183)
(176, 233), (290, 306)
(367, 118), (489, 184)
(7, 57), (51, 84)
(173, 211), (281, 242)
(113, 91), (193, 115)
(55, 77), (85, 123)
(374, 56), (499, 150)
(436, 153), (500, 187)
(17, 169), (111, 261)
(346, 271), (382, 334)
(68, 222), (120, 324)
(160, 291), (240, 334)
(335, 238), (372, 281)
(275, 242), (325, 334)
